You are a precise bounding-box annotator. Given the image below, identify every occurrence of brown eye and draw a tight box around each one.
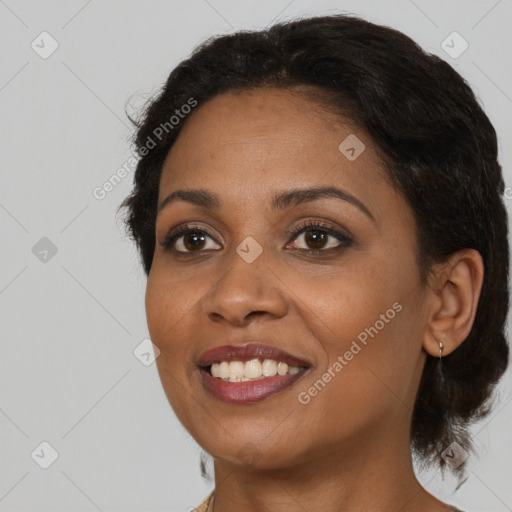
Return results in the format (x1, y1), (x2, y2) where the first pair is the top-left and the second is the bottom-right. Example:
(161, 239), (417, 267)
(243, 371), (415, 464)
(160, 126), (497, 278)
(286, 221), (352, 253)
(302, 230), (329, 250)
(181, 232), (207, 251)
(162, 225), (221, 253)
(162, 221), (352, 256)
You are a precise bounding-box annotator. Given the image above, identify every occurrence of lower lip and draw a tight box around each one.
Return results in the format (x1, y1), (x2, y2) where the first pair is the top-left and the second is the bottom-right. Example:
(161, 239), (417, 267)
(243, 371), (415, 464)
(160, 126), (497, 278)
(199, 368), (307, 404)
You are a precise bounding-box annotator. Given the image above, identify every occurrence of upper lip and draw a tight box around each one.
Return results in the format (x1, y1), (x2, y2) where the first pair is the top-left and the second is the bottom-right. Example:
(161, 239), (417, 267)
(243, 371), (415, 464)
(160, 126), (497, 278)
(197, 343), (311, 368)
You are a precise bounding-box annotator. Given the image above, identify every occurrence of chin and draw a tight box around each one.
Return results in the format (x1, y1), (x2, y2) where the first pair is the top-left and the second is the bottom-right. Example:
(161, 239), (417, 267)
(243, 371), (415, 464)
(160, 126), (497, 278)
(193, 428), (309, 471)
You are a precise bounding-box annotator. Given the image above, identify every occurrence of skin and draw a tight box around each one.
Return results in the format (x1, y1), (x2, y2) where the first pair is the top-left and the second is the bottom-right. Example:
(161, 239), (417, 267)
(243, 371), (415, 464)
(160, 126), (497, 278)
(145, 87), (484, 512)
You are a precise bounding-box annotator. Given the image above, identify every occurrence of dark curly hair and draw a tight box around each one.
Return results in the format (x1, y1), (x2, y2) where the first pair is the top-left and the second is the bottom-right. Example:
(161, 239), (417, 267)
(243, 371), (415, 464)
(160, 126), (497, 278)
(119, 13), (510, 478)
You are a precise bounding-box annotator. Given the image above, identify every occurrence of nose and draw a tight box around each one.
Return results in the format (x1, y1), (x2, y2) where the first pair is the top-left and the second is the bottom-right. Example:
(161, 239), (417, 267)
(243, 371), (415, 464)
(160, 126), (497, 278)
(202, 247), (288, 326)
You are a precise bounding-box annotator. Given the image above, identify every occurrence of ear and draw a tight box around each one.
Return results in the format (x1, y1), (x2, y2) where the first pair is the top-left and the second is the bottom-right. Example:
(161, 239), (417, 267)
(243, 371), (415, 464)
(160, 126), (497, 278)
(423, 248), (484, 357)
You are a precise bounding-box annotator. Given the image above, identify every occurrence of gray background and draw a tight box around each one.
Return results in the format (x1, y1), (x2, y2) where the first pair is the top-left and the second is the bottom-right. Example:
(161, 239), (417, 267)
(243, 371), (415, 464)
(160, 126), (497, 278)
(1, 1), (511, 511)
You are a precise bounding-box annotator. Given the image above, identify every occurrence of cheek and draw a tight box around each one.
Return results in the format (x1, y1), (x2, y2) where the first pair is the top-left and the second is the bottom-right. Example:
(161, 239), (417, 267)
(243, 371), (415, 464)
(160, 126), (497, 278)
(287, 255), (392, 347)
(294, 304), (421, 446)
(145, 271), (200, 429)
(293, 256), (421, 409)
(144, 266), (203, 353)
(145, 277), (175, 353)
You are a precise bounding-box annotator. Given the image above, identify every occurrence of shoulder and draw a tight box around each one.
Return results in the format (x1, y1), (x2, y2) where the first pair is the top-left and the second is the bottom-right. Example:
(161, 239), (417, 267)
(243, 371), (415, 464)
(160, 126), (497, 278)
(192, 490), (214, 512)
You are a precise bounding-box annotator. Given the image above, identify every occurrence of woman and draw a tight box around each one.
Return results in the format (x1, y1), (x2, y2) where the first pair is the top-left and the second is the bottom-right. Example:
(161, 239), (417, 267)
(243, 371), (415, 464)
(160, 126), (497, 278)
(120, 14), (509, 512)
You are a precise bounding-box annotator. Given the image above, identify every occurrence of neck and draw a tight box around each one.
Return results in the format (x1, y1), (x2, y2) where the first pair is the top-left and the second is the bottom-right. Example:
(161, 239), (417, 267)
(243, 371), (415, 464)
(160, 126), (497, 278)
(209, 429), (449, 512)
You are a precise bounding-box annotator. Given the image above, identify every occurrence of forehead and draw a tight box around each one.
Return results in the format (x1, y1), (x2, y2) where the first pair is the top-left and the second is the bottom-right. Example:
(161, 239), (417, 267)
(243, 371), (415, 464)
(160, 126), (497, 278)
(159, 87), (396, 220)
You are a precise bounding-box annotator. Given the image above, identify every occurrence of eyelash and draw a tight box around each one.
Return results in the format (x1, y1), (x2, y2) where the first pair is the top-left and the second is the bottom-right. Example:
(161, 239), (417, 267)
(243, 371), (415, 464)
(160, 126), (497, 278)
(161, 220), (353, 256)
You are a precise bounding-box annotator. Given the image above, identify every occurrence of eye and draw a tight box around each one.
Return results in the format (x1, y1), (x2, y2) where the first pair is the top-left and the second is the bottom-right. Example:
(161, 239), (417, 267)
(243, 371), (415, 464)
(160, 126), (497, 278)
(285, 220), (352, 254)
(161, 220), (352, 255)
(162, 224), (220, 253)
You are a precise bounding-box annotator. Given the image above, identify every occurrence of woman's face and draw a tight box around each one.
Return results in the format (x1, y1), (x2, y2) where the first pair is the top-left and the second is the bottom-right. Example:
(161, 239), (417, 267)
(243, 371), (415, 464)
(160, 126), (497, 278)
(146, 87), (431, 468)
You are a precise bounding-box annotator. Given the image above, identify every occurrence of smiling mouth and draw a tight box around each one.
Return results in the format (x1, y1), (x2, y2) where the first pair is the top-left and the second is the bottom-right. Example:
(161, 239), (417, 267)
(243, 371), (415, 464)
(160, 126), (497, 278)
(198, 358), (310, 404)
(196, 343), (311, 403)
(203, 358), (308, 382)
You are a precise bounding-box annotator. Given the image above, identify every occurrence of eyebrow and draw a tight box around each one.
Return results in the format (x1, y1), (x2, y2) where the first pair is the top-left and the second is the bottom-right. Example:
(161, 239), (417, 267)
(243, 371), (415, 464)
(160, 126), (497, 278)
(157, 186), (375, 223)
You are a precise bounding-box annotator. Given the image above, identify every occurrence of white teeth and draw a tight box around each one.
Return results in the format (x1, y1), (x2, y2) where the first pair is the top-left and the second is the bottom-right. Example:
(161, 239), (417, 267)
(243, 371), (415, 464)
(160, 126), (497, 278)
(229, 361), (244, 379)
(244, 359), (262, 379)
(277, 362), (288, 375)
(208, 358), (304, 380)
(218, 361), (230, 379)
(262, 359), (278, 377)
